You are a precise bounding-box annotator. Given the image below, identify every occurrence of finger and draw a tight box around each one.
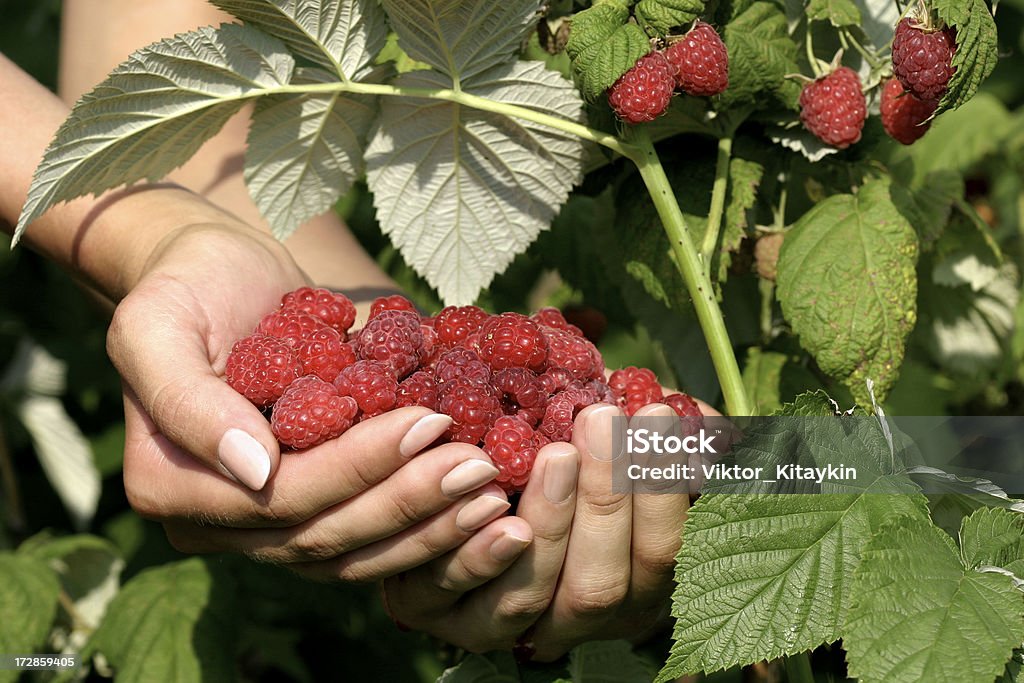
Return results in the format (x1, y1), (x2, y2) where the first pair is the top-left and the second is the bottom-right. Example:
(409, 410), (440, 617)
(164, 442), (500, 561)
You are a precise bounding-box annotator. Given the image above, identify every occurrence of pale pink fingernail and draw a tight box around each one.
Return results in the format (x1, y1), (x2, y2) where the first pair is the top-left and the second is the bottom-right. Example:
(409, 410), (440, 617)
(456, 495), (510, 532)
(218, 429), (271, 490)
(490, 533), (531, 562)
(399, 413), (453, 458)
(583, 405), (622, 461)
(542, 446), (580, 504)
(441, 460), (499, 497)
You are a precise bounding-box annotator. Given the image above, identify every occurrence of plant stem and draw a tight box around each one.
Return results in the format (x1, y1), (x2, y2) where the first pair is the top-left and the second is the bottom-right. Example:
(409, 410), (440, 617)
(0, 420), (26, 533)
(624, 127), (752, 416)
(784, 652), (815, 683)
(700, 134), (733, 271)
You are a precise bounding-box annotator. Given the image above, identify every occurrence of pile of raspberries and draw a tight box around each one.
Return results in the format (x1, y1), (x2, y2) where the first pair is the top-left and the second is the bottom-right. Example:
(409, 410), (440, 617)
(225, 288), (701, 493)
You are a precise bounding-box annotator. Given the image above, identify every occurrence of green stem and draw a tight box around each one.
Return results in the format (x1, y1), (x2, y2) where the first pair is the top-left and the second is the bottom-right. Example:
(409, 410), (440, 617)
(784, 652), (815, 683)
(624, 127), (752, 416)
(699, 134), (733, 270)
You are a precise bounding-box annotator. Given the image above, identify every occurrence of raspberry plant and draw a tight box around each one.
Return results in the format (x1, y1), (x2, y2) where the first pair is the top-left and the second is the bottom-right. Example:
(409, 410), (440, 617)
(9, 0), (1024, 681)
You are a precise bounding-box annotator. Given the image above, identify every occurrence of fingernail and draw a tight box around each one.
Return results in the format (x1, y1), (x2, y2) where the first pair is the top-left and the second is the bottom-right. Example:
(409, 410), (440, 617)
(634, 403), (676, 419)
(441, 459), (500, 497)
(584, 405), (621, 461)
(543, 447), (580, 504)
(490, 533), (531, 562)
(218, 429), (271, 490)
(456, 495), (510, 532)
(399, 413), (453, 458)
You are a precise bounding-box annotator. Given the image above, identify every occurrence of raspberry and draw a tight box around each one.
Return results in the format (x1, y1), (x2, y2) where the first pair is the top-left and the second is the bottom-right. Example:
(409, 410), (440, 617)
(586, 379), (617, 405)
(530, 307), (583, 337)
(334, 360), (399, 418)
(664, 392), (701, 417)
(891, 18), (955, 102)
(484, 417), (542, 494)
(369, 294), (417, 319)
(256, 310), (328, 347)
(433, 348), (491, 391)
(439, 376), (502, 444)
(539, 367), (574, 395)
(880, 78), (938, 145)
(664, 22), (729, 97)
(541, 325), (603, 381)
(396, 370), (440, 411)
(799, 66), (867, 149)
(280, 287), (356, 334)
(419, 323), (441, 367)
(607, 51), (677, 124)
(225, 334), (304, 408)
(493, 368), (548, 426)
(355, 310), (424, 379)
(539, 385), (598, 443)
(434, 305), (489, 348)
(271, 376), (358, 449)
(478, 313), (549, 372)
(295, 327), (356, 382)
(609, 366), (664, 416)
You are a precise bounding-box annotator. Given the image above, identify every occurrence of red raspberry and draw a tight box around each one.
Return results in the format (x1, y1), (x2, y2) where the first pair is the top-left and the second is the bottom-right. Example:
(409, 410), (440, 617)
(891, 18), (956, 102)
(419, 323), (441, 367)
(539, 367), (574, 395)
(607, 51), (677, 124)
(587, 379), (617, 405)
(433, 348), (491, 391)
(609, 366), (664, 416)
(271, 376), (358, 449)
(880, 78), (937, 145)
(664, 22), (729, 96)
(434, 305), (489, 348)
(799, 67), (867, 149)
(280, 287), (356, 335)
(334, 360), (399, 418)
(664, 392), (701, 417)
(493, 368), (548, 426)
(225, 334), (303, 408)
(396, 370), (439, 411)
(439, 376), (502, 444)
(295, 327), (356, 382)
(369, 294), (417, 319)
(355, 310), (424, 379)
(478, 313), (549, 372)
(540, 325), (603, 381)
(256, 310), (328, 347)
(484, 416), (542, 494)
(538, 385), (599, 443)
(530, 307), (583, 337)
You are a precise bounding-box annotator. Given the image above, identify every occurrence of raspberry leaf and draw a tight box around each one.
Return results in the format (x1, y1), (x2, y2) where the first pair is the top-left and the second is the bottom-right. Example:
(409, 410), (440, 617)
(0, 553), (61, 675)
(14, 24), (295, 245)
(806, 0), (862, 27)
(741, 347), (787, 415)
(634, 0), (706, 35)
(960, 506), (1024, 572)
(844, 514), (1024, 683)
(719, 2), (801, 108)
(720, 157), (764, 283)
(776, 179), (918, 405)
(933, 0), (999, 114)
(566, 2), (652, 101)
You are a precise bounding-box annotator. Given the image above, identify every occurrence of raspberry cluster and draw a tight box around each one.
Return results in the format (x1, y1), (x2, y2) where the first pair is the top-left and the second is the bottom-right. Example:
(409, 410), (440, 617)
(607, 21), (729, 124)
(226, 291), (702, 493)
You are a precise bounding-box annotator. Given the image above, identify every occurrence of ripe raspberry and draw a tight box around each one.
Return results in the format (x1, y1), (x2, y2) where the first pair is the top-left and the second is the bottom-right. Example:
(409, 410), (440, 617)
(539, 367), (574, 395)
(478, 313), (549, 372)
(280, 287), (356, 335)
(355, 310), (424, 379)
(396, 371), (439, 411)
(539, 385), (599, 443)
(541, 325), (603, 381)
(891, 18), (955, 102)
(439, 376), (502, 444)
(799, 67), (867, 149)
(607, 51), (677, 124)
(433, 348), (491, 392)
(334, 360), (399, 418)
(664, 392), (701, 417)
(295, 327), (356, 382)
(484, 416), (542, 494)
(586, 379), (617, 405)
(256, 310), (328, 347)
(369, 294), (417, 319)
(419, 323), (441, 367)
(271, 376), (358, 449)
(609, 366), (664, 416)
(493, 368), (548, 426)
(434, 305), (489, 348)
(530, 307), (583, 337)
(664, 22), (729, 96)
(225, 334), (303, 408)
(880, 78), (937, 145)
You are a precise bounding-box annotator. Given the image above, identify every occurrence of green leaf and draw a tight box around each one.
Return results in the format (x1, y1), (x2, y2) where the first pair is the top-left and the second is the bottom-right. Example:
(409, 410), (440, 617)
(92, 558), (239, 683)
(719, 2), (800, 108)
(844, 516), (1024, 683)
(932, 208), (1003, 291)
(742, 347), (787, 415)
(657, 488), (929, 678)
(566, 3), (651, 101)
(934, 0), (999, 113)
(776, 179), (918, 405)
(568, 641), (652, 682)
(635, 0), (705, 35)
(720, 156), (763, 282)
(903, 94), (1011, 179)
(14, 24), (294, 243)
(437, 651), (520, 682)
(889, 169), (964, 247)
(210, 0), (387, 78)
(777, 389), (841, 416)
(0, 553), (61, 683)
(806, 0), (862, 27)
(960, 506), (1024, 572)
(365, 63), (585, 304)
(381, 0), (538, 84)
